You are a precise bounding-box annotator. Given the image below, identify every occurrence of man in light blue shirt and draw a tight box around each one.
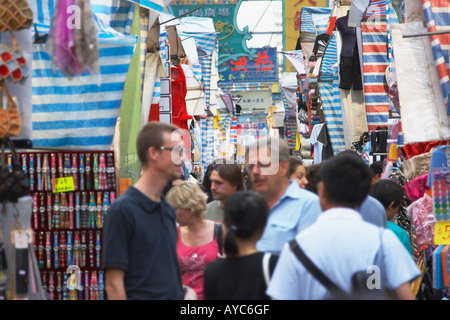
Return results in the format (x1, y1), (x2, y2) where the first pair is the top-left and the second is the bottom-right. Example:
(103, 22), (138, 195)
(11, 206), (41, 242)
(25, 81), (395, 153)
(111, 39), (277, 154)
(246, 137), (322, 254)
(267, 153), (420, 300)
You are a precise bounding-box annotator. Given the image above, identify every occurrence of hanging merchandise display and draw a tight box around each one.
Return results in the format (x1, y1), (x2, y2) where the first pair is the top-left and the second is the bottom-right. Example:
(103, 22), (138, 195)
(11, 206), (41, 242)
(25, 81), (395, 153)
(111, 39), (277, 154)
(7, 149), (118, 300)
(428, 146), (450, 225)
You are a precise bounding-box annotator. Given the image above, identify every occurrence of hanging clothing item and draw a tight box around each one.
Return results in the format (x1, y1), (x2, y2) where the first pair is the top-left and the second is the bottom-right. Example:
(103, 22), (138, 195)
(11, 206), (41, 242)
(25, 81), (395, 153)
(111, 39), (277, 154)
(317, 123), (334, 161)
(171, 65), (192, 131)
(46, 0), (83, 78)
(407, 194), (435, 255)
(73, 0), (99, 75)
(336, 14), (362, 90)
(310, 123), (333, 164)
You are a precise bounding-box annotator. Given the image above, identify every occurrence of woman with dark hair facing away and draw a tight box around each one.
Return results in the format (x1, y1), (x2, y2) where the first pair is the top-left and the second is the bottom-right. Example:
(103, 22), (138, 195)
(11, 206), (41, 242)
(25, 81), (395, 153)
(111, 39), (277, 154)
(369, 179), (413, 256)
(203, 191), (278, 300)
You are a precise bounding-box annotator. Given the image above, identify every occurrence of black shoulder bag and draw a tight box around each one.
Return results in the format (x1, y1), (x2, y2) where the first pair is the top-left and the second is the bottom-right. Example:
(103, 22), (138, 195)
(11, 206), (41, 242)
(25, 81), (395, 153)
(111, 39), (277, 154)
(0, 138), (30, 204)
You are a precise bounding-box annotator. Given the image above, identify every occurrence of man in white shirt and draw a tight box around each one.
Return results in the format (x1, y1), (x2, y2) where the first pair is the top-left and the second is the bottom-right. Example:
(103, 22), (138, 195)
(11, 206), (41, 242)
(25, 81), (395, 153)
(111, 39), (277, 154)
(267, 152), (420, 300)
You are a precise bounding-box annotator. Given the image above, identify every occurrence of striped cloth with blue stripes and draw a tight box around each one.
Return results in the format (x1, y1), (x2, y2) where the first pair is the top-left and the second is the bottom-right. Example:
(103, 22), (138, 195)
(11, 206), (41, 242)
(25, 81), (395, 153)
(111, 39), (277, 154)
(31, 0), (138, 149)
(422, 0), (450, 114)
(318, 66), (346, 155)
(361, 2), (390, 132)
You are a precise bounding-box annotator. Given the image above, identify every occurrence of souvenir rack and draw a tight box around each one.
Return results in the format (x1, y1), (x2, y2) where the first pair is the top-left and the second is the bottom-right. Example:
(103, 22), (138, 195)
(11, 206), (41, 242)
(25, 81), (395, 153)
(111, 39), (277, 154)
(5, 149), (118, 300)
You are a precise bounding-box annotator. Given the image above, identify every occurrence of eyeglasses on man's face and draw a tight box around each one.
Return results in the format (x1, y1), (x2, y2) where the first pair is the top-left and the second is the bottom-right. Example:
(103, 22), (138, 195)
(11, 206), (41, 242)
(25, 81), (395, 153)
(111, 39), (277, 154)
(159, 145), (186, 158)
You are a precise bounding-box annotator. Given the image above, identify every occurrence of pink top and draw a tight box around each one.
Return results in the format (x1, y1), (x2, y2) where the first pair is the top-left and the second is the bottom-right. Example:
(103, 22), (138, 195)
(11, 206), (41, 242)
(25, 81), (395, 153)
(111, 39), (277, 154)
(177, 226), (219, 300)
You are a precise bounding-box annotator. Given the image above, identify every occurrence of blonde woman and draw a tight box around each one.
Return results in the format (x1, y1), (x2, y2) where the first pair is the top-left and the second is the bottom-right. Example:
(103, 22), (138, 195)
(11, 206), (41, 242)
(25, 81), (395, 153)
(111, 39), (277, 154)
(166, 181), (223, 300)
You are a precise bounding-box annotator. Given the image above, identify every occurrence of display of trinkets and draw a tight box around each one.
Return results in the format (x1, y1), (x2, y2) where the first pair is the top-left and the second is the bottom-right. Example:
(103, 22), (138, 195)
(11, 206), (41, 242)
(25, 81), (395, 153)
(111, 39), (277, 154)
(16, 150), (117, 300)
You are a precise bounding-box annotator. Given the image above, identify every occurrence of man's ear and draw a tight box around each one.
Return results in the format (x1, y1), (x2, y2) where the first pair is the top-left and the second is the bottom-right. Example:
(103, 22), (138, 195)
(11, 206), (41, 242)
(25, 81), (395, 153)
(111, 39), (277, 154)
(318, 181), (328, 210)
(147, 146), (159, 162)
(279, 159), (289, 176)
(318, 181), (326, 199)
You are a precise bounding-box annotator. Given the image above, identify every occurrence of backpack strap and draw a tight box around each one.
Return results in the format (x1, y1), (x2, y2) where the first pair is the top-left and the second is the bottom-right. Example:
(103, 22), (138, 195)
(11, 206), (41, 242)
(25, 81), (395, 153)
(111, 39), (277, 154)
(289, 239), (349, 299)
(262, 253), (271, 287)
(214, 222), (223, 255)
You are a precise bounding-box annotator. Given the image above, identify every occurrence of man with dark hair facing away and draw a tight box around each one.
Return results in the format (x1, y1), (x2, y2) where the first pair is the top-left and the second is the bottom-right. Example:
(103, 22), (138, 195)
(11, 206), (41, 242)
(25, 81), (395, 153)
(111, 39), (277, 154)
(267, 152), (420, 300)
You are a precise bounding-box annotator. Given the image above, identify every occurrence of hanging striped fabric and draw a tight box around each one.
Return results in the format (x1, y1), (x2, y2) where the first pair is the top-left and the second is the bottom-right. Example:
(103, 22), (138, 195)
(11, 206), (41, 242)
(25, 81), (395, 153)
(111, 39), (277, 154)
(229, 116), (237, 145)
(31, 1), (138, 149)
(139, 10), (149, 91)
(282, 50), (306, 75)
(222, 92), (235, 114)
(200, 116), (208, 169)
(301, 7), (332, 36)
(90, 0), (134, 34)
(318, 78), (345, 154)
(319, 30), (338, 82)
(176, 17), (217, 113)
(422, 0), (450, 114)
(363, 0), (387, 20)
(126, 0), (163, 13)
(205, 116), (215, 165)
(361, 20), (390, 132)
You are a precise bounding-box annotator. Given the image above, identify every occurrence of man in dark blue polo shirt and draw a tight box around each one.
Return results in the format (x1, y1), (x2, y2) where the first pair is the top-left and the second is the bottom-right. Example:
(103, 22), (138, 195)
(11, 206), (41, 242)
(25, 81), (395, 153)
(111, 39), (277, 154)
(102, 122), (195, 300)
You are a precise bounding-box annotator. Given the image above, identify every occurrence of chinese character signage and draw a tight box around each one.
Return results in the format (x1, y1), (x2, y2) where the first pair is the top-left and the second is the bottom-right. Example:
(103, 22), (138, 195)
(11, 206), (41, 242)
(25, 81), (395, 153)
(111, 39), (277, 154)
(169, 0), (255, 69)
(219, 47), (278, 83)
(232, 90), (272, 110)
(283, 0), (327, 71)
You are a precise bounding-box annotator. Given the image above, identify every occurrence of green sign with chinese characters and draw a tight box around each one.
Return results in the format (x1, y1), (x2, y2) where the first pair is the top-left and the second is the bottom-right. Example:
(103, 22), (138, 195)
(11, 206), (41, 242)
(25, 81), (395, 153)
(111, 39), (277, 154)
(168, 0), (256, 72)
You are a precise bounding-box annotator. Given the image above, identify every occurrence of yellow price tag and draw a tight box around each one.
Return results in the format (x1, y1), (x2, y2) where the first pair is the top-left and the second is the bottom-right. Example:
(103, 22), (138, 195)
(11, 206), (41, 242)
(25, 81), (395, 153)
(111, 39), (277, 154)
(434, 222), (450, 245)
(53, 177), (75, 193)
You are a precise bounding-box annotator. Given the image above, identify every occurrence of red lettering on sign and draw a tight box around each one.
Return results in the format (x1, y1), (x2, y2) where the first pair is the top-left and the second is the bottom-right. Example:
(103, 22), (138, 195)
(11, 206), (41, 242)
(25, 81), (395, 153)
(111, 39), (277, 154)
(231, 57), (248, 72)
(255, 51), (273, 71)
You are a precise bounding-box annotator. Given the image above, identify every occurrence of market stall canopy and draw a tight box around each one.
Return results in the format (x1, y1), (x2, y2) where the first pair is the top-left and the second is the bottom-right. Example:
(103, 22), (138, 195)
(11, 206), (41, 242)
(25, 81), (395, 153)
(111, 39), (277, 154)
(165, 25), (186, 60)
(181, 64), (205, 117)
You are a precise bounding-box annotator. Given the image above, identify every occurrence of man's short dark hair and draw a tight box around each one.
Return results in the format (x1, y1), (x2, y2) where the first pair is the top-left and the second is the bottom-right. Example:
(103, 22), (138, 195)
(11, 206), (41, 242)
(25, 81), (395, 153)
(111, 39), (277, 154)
(369, 179), (404, 209)
(136, 121), (179, 167)
(213, 163), (245, 191)
(320, 153), (372, 208)
(369, 161), (383, 177)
